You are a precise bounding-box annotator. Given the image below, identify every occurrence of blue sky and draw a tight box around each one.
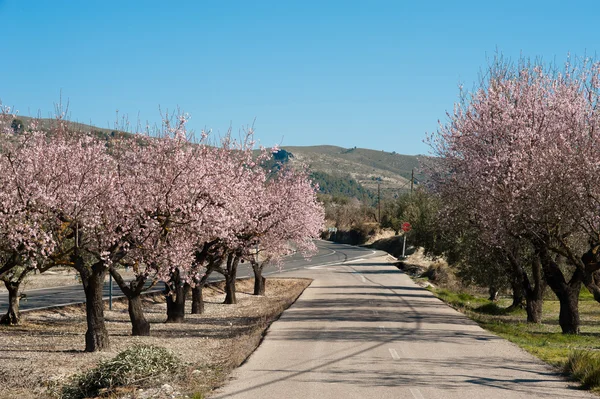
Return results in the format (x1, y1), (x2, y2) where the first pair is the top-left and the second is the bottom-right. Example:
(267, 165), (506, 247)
(1, 0), (598, 155)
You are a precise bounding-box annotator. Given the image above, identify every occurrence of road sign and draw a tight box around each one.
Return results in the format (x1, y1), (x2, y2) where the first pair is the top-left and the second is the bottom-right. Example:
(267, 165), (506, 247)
(402, 222), (411, 233)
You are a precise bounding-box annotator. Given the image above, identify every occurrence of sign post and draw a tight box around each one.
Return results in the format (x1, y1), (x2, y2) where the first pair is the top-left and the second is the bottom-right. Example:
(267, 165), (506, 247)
(109, 274), (113, 310)
(401, 222), (411, 258)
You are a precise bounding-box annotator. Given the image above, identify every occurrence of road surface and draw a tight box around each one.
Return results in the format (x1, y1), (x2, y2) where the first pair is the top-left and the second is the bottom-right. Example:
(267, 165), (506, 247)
(0, 240), (379, 313)
(1, 241), (590, 398)
(212, 251), (594, 399)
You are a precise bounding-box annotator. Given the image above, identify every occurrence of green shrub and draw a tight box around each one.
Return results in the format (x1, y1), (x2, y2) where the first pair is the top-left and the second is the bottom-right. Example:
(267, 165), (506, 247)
(564, 350), (600, 389)
(62, 345), (181, 399)
(11, 118), (24, 134)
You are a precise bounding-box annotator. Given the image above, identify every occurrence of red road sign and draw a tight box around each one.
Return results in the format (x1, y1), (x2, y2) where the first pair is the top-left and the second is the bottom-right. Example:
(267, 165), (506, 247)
(402, 222), (412, 232)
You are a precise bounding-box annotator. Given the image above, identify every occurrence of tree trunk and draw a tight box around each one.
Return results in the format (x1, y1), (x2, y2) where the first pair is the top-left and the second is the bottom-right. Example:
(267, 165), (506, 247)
(0, 281), (20, 325)
(253, 263), (265, 296)
(557, 283), (581, 334)
(80, 264), (110, 352)
(508, 251), (544, 323)
(224, 254), (239, 305)
(191, 285), (204, 314)
(108, 267), (152, 336)
(580, 247), (600, 303)
(488, 286), (499, 302)
(165, 273), (186, 323)
(224, 273), (237, 304)
(509, 277), (524, 309)
(524, 255), (545, 323)
(128, 295), (150, 336)
(525, 295), (543, 323)
(538, 247), (580, 334)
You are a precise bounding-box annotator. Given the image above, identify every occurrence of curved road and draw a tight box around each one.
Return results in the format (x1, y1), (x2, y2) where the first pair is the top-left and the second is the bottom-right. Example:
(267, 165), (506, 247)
(3, 241), (589, 398)
(212, 244), (595, 399)
(0, 240), (383, 313)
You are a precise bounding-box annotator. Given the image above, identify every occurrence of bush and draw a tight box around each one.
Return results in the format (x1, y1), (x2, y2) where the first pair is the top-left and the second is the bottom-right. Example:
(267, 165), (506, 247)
(422, 261), (452, 285)
(62, 345), (181, 399)
(564, 350), (600, 389)
(11, 118), (24, 134)
(474, 302), (516, 316)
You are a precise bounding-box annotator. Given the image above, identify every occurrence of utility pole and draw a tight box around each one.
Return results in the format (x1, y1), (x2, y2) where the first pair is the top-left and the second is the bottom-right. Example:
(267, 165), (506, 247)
(377, 181), (381, 223)
(410, 169), (414, 194)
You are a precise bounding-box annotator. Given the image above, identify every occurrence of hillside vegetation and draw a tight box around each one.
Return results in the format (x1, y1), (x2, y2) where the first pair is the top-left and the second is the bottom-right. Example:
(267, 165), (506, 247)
(282, 145), (421, 196)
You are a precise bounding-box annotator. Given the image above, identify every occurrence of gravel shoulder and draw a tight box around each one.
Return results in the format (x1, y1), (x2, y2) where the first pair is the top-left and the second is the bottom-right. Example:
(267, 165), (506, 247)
(0, 277), (311, 399)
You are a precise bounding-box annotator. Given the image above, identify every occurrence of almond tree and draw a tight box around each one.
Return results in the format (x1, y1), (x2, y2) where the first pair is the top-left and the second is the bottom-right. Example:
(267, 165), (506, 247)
(246, 165), (324, 295)
(107, 117), (216, 327)
(48, 128), (121, 351)
(0, 111), (58, 324)
(428, 56), (600, 333)
(204, 134), (273, 305)
(0, 114), (119, 349)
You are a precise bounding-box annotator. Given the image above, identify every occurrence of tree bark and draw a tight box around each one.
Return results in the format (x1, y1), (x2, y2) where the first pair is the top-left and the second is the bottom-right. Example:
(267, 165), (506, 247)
(507, 251), (544, 323)
(0, 281), (21, 325)
(165, 270), (186, 323)
(224, 273), (237, 304)
(253, 262), (266, 296)
(556, 277), (581, 334)
(508, 277), (524, 309)
(224, 254), (239, 305)
(191, 265), (216, 314)
(191, 285), (204, 314)
(108, 267), (151, 336)
(524, 255), (545, 323)
(525, 295), (543, 323)
(79, 261), (110, 352)
(190, 240), (220, 314)
(128, 295), (150, 336)
(538, 247), (580, 334)
(580, 246), (600, 302)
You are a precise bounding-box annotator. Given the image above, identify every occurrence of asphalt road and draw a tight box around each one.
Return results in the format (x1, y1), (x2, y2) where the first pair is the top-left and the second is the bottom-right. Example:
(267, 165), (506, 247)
(0, 240), (382, 313)
(212, 254), (595, 399)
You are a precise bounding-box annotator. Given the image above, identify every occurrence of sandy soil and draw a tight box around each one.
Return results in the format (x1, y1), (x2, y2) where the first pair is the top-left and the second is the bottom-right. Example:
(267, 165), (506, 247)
(0, 277), (311, 399)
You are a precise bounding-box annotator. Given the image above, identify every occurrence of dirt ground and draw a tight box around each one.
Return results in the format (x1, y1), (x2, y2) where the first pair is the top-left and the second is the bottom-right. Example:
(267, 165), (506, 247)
(0, 277), (311, 399)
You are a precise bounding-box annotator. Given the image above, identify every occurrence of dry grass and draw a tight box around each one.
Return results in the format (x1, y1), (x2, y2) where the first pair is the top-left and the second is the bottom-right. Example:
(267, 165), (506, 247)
(0, 277), (311, 399)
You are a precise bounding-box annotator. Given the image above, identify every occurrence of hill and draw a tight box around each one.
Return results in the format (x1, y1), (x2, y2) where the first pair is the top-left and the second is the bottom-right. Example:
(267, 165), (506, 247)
(5, 116), (423, 199)
(10, 115), (133, 141)
(281, 145), (422, 197)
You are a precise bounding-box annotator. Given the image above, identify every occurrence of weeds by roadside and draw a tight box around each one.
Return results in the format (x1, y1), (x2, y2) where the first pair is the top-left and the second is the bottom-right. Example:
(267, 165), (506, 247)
(62, 345), (181, 399)
(564, 350), (600, 391)
(429, 286), (600, 391)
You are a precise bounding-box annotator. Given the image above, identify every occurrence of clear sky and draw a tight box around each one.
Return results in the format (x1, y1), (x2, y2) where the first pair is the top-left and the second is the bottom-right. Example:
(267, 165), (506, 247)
(1, 0), (598, 155)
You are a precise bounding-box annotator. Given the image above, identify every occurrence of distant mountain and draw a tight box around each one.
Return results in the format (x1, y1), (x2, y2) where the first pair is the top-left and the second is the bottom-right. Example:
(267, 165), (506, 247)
(5, 116), (424, 199)
(8, 115), (133, 141)
(281, 145), (423, 198)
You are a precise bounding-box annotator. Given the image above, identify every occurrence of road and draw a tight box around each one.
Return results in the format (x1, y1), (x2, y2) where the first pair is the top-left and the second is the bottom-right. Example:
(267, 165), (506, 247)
(0, 240), (379, 313)
(212, 249), (595, 399)
(1, 241), (591, 398)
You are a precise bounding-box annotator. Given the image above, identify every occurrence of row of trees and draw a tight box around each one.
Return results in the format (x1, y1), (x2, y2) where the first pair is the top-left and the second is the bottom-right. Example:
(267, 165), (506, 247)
(425, 55), (600, 334)
(0, 109), (324, 351)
